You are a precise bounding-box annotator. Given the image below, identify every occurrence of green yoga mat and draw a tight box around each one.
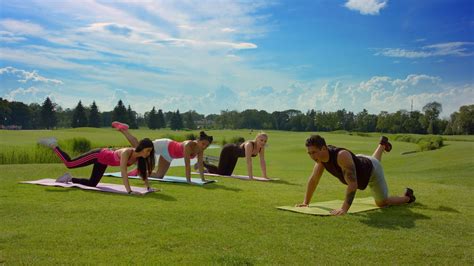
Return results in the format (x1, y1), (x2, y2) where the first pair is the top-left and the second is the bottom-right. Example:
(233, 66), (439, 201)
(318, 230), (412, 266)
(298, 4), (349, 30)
(277, 197), (380, 216)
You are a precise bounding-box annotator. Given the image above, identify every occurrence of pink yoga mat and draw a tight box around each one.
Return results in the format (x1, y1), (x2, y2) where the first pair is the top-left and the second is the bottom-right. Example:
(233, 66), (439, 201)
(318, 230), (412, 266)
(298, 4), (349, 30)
(192, 172), (279, 181)
(21, 179), (154, 195)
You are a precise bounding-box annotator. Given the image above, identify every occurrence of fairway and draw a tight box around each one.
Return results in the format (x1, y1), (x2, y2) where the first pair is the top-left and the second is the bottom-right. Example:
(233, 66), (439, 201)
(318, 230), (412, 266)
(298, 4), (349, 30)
(1, 129), (473, 264)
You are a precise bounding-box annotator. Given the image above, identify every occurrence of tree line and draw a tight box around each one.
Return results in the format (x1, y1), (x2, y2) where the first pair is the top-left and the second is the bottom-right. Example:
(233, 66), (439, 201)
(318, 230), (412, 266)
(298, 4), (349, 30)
(0, 97), (472, 135)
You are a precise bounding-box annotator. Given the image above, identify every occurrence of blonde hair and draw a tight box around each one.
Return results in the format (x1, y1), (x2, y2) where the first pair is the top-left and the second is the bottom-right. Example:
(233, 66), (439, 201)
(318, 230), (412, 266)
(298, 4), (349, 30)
(255, 132), (268, 140)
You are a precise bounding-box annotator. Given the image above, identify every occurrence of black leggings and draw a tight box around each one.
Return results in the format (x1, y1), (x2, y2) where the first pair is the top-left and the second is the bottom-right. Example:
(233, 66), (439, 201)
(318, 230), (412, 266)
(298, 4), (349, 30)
(203, 144), (242, 176)
(53, 147), (108, 187)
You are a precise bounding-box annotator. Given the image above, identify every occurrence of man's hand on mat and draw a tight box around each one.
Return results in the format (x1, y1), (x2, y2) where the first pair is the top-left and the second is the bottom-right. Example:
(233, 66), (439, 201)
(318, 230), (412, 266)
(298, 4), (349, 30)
(330, 208), (347, 216)
(295, 203), (309, 207)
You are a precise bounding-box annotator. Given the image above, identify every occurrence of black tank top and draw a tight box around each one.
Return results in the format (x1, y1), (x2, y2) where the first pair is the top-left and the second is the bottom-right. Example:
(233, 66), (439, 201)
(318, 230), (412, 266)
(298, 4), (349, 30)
(321, 145), (373, 190)
(236, 141), (259, 157)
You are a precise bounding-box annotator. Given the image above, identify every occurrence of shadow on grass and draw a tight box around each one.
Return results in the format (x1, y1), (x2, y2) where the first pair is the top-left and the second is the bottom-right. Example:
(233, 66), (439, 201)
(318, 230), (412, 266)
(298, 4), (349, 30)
(355, 204), (431, 229)
(268, 179), (299, 186)
(156, 182), (243, 192)
(44, 187), (178, 201)
(414, 202), (460, 213)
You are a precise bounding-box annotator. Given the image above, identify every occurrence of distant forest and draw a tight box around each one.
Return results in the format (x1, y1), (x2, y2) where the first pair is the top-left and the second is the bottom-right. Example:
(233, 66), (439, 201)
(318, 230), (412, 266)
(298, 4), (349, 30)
(0, 97), (473, 135)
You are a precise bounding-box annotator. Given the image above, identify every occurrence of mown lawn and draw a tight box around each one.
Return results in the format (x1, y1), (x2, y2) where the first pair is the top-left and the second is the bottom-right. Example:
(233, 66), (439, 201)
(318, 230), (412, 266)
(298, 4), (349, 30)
(0, 129), (473, 264)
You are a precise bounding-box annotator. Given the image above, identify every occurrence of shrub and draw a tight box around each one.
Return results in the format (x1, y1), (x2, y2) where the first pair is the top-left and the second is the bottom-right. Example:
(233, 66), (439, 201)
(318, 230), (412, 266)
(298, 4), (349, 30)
(71, 138), (91, 154)
(220, 136), (245, 146)
(395, 134), (444, 151)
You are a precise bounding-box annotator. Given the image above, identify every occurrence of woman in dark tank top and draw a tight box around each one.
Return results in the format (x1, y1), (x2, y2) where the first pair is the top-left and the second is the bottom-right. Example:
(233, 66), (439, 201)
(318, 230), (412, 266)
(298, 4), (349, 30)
(203, 132), (268, 179)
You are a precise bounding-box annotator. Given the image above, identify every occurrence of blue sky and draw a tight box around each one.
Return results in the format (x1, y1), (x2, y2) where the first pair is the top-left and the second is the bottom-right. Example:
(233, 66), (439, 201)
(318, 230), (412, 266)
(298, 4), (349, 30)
(1, 0), (473, 117)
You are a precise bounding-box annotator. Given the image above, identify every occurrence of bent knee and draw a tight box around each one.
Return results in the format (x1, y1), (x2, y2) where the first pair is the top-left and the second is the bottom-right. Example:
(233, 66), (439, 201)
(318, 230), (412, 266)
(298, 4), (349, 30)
(375, 200), (388, 208)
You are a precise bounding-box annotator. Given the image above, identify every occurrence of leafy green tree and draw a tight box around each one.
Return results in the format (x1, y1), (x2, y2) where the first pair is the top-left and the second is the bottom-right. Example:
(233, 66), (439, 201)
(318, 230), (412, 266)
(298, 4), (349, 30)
(0, 98), (11, 126)
(184, 112), (196, 130)
(88, 101), (101, 128)
(170, 110), (183, 130)
(9, 101), (32, 129)
(271, 111), (289, 130)
(72, 100), (88, 128)
(28, 103), (41, 129)
(112, 100), (128, 124)
(422, 102), (442, 134)
(405, 111), (425, 134)
(147, 107), (158, 129)
(40, 97), (57, 129)
(157, 109), (166, 129)
(101, 111), (113, 127)
(56, 106), (73, 128)
(127, 105), (138, 129)
(445, 104), (474, 134)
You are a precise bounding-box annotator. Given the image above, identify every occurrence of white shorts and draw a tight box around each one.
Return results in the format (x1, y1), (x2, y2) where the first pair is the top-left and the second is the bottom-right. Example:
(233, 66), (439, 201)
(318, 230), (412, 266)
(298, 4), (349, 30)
(153, 139), (173, 163)
(357, 155), (389, 202)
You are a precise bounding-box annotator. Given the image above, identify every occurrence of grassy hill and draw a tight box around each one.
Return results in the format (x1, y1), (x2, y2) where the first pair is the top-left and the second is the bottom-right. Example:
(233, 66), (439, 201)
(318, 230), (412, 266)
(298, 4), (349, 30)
(0, 129), (473, 264)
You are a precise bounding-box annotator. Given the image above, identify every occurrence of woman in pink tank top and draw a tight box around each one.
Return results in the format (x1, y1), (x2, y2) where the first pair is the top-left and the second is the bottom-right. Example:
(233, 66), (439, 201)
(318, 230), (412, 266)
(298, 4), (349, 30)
(112, 121), (213, 183)
(38, 137), (156, 194)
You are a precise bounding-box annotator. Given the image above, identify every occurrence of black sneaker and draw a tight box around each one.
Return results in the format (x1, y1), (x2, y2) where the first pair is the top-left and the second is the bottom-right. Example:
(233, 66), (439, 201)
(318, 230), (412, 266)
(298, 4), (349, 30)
(404, 188), (416, 203)
(379, 136), (392, 152)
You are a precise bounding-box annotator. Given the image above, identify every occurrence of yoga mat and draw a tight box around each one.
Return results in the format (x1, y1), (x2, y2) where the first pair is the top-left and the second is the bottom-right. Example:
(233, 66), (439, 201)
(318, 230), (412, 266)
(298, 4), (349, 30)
(20, 179), (153, 195)
(104, 172), (216, 185)
(277, 197), (380, 216)
(193, 172), (279, 182)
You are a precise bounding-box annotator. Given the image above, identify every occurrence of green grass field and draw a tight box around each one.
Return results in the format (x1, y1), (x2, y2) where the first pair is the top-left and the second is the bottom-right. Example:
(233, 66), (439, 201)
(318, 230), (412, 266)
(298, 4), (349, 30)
(1, 129), (473, 264)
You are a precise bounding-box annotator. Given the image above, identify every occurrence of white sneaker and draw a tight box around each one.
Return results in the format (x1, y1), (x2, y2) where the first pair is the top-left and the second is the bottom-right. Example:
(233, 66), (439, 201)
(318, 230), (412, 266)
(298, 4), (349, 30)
(38, 137), (58, 148)
(56, 173), (72, 183)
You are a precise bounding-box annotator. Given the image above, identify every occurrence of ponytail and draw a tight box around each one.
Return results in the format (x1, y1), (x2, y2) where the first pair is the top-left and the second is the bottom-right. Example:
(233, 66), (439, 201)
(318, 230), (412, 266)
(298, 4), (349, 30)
(199, 131), (213, 144)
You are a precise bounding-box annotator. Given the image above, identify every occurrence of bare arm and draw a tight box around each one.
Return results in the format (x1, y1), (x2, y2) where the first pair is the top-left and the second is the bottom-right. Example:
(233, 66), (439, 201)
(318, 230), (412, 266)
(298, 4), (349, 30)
(197, 150), (206, 181)
(330, 150), (358, 215)
(259, 147), (267, 178)
(183, 141), (195, 182)
(296, 162), (324, 207)
(120, 148), (133, 193)
(244, 142), (254, 179)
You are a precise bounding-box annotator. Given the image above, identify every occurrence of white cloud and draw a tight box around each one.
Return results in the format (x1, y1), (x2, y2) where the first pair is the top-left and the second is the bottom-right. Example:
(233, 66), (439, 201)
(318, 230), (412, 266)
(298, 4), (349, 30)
(375, 42), (474, 58)
(0, 67), (63, 85)
(350, 74), (473, 116)
(344, 0), (388, 15)
(0, 19), (45, 36)
(3, 86), (50, 104)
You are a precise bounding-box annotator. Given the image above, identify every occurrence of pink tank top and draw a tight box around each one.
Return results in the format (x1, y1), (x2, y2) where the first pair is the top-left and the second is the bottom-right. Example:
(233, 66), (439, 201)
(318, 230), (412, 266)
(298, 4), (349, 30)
(168, 141), (196, 159)
(97, 149), (134, 166)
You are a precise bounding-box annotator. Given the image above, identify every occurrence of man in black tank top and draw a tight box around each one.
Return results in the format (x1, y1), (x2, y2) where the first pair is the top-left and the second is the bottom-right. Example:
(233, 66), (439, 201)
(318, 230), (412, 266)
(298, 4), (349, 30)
(296, 135), (416, 216)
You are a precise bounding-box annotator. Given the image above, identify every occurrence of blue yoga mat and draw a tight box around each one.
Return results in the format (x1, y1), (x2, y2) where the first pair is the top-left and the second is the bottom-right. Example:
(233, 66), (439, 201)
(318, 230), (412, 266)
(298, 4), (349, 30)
(104, 172), (216, 185)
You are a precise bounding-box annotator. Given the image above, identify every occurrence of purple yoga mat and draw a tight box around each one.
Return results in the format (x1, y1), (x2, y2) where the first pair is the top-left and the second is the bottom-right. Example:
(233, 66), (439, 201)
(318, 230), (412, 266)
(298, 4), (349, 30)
(21, 179), (154, 195)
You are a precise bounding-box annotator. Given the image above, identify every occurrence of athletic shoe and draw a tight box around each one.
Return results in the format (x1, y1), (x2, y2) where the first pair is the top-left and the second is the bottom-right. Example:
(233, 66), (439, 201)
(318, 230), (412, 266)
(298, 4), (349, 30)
(56, 173), (73, 183)
(38, 137), (58, 148)
(112, 121), (129, 131)
(379, 136), (392, 152)
(404, 187), (416, 203)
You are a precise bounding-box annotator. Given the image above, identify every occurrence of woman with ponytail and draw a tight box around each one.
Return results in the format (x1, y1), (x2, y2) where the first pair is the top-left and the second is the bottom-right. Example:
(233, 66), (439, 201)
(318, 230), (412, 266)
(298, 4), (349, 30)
(38, 137), (156, 194)
(111, 122), (213, 183)
(203, 132), (268, 179)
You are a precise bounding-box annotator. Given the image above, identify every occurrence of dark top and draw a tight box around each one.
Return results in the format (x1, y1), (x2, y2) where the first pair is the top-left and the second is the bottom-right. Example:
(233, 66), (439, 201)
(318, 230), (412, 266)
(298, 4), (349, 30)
(235, 141), (260, 158)
(321, 145), (373, 190)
